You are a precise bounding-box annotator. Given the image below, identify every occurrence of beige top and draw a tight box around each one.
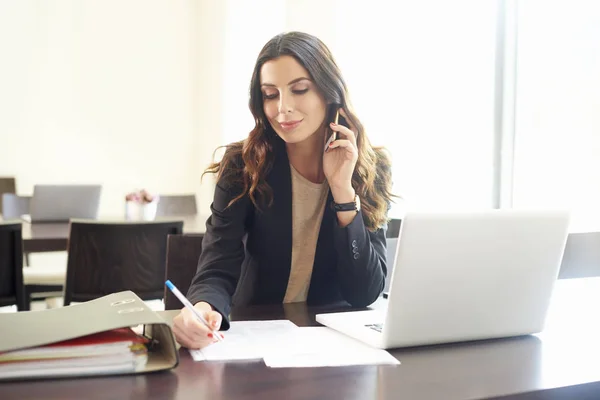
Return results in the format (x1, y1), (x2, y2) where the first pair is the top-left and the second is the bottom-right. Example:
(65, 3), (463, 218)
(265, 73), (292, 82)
(283, 164), (330, 303)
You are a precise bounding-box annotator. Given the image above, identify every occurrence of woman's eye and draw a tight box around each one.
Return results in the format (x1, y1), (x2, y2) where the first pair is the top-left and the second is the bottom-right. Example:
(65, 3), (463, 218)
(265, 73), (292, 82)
(292, 88), (309, 95)
(263, 92), (278, 100)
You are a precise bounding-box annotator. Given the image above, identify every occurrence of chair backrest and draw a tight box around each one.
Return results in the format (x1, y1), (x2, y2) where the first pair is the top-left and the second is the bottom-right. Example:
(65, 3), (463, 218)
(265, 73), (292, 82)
(156, 195), (197, 217)
(383, 219), (401, 292)
(386, 218), (401, 238)
(558, 232), (600, 279)
(30, 184), (101, 222)
(164, 234), (204, 310)
(1, 194), (31, 219)
(0, 222), (25, 310)
(385, 238), (398, 292)
(0, 177), (17, 215)
(63, 220), (183, 305)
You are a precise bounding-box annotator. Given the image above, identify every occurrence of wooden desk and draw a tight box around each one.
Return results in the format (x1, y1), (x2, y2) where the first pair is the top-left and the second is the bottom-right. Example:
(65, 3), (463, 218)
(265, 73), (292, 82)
(2, 279), (600, 399)
(16, 215), (207, 253)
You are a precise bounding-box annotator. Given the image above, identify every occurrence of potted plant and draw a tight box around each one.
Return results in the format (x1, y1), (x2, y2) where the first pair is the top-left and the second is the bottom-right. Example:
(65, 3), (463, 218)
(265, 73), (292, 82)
(125, 189), (159, 221)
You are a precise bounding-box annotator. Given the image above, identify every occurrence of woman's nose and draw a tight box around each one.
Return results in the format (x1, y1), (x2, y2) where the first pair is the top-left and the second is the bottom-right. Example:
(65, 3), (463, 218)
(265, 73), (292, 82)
(278, 93), (294, 114)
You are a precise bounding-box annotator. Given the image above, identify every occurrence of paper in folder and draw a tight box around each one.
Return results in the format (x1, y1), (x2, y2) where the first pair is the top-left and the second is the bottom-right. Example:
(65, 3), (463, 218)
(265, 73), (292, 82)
(0, 291), (179, 381)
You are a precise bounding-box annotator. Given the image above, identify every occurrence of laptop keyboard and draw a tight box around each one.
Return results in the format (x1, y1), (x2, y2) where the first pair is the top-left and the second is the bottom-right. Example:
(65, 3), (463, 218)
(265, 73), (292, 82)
(365, 323), (384, 333)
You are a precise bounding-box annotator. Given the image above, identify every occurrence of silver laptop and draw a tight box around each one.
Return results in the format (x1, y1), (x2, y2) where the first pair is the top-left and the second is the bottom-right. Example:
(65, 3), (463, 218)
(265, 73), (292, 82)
(316, 209), (571, 349)
(28, 185), (102, 222)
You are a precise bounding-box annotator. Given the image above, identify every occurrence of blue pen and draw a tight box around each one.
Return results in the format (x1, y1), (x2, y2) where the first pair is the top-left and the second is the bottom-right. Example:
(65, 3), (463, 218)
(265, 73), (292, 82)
(165, 280), (223, 342)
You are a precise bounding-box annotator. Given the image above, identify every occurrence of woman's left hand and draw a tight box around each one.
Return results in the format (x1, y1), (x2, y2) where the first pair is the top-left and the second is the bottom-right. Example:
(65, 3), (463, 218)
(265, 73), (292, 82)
(323, 108), (358, 193)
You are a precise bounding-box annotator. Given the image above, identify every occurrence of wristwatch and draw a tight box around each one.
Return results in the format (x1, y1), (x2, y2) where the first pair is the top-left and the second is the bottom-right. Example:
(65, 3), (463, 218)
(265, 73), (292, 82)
(331, 193), (361, 213)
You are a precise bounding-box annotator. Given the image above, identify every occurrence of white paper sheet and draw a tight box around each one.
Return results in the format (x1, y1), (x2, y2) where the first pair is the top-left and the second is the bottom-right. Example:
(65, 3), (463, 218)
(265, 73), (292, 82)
(262, 327), (400, 368)
(189, 320), (298, 361)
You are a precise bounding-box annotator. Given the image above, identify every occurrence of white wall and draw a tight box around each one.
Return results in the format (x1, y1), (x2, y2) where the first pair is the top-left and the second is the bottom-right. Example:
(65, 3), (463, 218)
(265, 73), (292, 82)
(193, 0), (227, 215)
(0, 0), (393, 218)
(0, 1), (517, 222)
(0, 0), (226, 217)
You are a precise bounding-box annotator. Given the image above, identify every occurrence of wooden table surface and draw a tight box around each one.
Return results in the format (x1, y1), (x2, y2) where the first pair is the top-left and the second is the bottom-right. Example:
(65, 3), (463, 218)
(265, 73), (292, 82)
(2, 278), (600, 399)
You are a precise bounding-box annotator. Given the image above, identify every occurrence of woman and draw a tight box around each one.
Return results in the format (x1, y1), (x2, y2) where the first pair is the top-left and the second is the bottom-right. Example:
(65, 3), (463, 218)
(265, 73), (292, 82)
(173, 31), (394, 349)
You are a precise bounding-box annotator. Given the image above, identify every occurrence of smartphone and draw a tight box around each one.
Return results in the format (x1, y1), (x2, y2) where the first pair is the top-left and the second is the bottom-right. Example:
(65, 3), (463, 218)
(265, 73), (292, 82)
(324, 106), (349, 152)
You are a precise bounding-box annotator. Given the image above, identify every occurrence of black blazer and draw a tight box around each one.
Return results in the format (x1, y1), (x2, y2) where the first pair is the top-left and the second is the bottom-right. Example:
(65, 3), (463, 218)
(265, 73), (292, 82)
(187, 141), (388, 329)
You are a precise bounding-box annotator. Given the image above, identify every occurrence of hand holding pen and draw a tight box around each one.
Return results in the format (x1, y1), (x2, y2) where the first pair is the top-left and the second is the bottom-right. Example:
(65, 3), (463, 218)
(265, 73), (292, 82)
(166, 280), (225, 349)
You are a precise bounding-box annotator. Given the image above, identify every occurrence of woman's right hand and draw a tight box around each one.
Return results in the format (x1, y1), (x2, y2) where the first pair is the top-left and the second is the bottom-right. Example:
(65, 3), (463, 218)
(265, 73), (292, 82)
(172, 301), (223, 349)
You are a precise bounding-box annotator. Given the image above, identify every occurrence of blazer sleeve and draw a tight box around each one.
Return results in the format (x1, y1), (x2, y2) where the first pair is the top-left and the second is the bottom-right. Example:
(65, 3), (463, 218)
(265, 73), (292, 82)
(186, 178), (251, 330)
(333, 210), (387, 307)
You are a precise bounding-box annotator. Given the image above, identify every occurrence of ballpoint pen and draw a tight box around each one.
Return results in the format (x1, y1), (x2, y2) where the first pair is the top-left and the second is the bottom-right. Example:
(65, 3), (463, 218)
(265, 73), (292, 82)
(165, 280), (223, 342)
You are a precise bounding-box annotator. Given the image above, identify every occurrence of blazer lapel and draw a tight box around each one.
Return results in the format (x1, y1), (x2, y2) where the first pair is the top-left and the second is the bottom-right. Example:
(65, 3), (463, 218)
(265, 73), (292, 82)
(260, 140), (293, 302)
(308, 190), (338, 303)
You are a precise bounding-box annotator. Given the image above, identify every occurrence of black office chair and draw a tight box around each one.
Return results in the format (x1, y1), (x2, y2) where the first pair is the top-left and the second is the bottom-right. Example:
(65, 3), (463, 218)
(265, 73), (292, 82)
(164, 234), (204, 310)
(63, 220), (183, 305)
(0, 222), (26, 311)
(163, 232), (254, 310)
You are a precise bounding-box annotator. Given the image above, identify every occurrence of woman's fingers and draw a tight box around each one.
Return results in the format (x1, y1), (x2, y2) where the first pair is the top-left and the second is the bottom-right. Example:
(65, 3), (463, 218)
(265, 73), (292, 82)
(329, 122), (357, 147)
(173, 322), (211, 349)
(326, 139), (358, 160)
(173, 313), (212, 349)
(205, 311), (223, 330)
(182, 308), (212, 337)
(173, 305), (224, 349)
(328, 139), (353, 150)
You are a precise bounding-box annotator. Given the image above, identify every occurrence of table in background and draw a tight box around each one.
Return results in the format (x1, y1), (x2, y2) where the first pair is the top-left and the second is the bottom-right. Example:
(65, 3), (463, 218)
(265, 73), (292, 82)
(2, 278), (600, 399)
(16, 215), (207, 253)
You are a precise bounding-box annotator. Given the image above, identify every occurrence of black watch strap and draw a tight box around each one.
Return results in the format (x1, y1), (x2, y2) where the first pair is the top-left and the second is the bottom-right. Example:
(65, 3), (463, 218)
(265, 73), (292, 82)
(331, 200), (357, 212)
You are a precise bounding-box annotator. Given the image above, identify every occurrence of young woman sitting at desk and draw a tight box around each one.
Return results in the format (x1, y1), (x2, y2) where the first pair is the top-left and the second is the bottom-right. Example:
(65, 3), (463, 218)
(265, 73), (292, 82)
(173, 32), (395, 349)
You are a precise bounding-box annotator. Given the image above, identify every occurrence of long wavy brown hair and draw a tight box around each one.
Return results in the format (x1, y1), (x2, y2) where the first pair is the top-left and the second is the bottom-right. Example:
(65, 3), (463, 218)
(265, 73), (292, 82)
(204, 32), (395, 231)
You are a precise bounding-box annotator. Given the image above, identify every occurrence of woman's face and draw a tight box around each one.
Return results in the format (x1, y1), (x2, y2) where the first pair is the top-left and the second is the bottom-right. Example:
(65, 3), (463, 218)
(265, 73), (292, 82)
(260, 55), (328, 145)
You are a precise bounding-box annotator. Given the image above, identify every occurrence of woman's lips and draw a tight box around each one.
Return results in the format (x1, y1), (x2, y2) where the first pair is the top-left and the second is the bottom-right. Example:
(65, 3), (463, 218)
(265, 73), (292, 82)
(279, 120), (302, 132)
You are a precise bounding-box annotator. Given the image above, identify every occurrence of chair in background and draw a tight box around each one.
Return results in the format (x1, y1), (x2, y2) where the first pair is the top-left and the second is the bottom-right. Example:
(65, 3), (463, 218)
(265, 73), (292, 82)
(0, 177), (17, 215)
(386, 218), (401, 238)
(382, 219), (401, 296)
(2, 194), (32, 266)
(164, 234), (204, 310)
(63, 220), (183, 306)
(0, 222), (26, 311)
(29, 184), (102, 222)
(1, 194), (31, 219)
(384, 238), (398, 294)
(156, 194), (197, 217)
(22, 265), (67, 311)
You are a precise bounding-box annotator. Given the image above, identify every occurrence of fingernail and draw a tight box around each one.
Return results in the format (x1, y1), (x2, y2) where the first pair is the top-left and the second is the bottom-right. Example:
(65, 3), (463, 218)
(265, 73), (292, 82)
(208, 333), (213, 338)
(212, 321), (217, 327)
(220, 334), (225, 339)
(330, 122), (336, 126)
(329, 142), (334, 147)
